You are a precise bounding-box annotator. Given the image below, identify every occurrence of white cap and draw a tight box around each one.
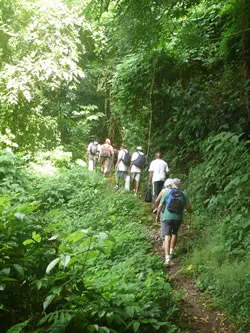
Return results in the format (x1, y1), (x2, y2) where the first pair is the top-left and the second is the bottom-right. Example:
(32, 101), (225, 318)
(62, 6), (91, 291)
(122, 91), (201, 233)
(136, 146), (143, 151)
(173, 178), (181, 186)
(164, 178), (174, 188)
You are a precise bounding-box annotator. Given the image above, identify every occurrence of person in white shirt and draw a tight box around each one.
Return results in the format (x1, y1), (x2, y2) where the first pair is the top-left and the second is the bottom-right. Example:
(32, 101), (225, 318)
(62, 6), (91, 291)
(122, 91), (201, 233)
(148, 152), (169, 209)
(129, 146), (146, 195)
(87, 140), (99, 171)
(115, 144), (129, 189)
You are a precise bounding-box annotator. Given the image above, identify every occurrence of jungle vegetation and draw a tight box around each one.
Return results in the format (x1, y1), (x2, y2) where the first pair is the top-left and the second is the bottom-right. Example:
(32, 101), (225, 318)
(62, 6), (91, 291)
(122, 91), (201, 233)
(0, 0), (249, 332)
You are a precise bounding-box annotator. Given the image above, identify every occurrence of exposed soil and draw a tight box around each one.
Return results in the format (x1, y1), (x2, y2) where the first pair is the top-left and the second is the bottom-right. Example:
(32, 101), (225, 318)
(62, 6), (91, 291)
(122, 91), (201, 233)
(148, 221), (238, 333)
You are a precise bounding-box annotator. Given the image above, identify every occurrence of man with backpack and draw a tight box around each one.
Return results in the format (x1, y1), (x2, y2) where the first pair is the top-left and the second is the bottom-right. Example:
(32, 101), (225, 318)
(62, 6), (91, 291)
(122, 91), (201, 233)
(148, 152), (169, 210)
(129, 146), (146, 195)
(115, 144), (131, 189)
(99, 139), (114, 177)
(87, 140), (99, 171)
(155, 178), (192, 266)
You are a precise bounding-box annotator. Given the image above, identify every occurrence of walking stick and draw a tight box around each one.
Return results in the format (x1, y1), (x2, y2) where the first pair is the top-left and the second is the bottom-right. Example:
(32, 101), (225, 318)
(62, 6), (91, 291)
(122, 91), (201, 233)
(186, 212), (192, 254)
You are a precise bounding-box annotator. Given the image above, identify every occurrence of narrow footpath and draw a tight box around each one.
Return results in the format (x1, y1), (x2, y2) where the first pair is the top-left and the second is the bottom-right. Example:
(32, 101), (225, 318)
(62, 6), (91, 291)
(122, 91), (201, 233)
(148, 220), (237, 333)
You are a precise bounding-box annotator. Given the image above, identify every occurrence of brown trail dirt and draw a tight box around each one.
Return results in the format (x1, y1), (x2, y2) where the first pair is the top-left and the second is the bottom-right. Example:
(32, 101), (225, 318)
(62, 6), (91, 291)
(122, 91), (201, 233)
(147, 221), (237, 333)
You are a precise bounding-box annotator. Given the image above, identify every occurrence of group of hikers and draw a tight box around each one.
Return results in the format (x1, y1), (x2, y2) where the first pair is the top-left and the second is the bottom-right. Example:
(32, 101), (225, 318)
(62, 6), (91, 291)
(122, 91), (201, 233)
(87, 139), (146, 195)
(87, 139), (193, 266)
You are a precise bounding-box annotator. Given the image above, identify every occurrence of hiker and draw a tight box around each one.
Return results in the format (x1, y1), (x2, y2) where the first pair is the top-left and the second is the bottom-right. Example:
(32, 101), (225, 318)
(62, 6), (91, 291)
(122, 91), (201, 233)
(129, 146), (146, 195)
(99, 139), (114, 177)
(148, 152), (169, 211)
(87, 140), (99, 171)
(155, 178), (192, 266)
(155, 178), (174, 247)
(155, 178), (174, 208)
(115, 144), (130, 189)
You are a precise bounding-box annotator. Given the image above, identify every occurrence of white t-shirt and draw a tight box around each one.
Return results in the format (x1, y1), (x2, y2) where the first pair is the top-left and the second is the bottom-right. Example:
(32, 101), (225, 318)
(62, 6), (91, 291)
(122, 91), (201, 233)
(88, 142), (98, 157)
(117, 150), (128, 172)
(131, 151), (144, 173)
(149, 158), (169, 182)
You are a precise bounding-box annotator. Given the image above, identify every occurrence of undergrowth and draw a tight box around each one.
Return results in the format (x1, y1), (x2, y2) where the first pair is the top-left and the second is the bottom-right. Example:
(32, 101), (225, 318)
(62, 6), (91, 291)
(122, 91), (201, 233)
(185, 132), (250, 331)
(0, 150), (178, 333)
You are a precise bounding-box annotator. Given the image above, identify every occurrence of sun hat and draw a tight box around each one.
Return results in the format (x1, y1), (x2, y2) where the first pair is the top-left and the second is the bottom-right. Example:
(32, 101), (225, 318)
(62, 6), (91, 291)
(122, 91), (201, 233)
(173, 178), (181, 186)
(164, 178), (174, 188)
(136, 146), (143, 151)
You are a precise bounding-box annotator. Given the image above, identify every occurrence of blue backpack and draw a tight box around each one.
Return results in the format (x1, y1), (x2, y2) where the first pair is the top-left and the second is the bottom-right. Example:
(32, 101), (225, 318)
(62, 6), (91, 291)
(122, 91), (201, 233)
(167, 189), (185, 214)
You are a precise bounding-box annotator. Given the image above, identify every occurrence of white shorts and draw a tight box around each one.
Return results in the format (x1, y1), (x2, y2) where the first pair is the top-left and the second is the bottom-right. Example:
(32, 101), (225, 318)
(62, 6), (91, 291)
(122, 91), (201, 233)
(130, 172), (141, 182)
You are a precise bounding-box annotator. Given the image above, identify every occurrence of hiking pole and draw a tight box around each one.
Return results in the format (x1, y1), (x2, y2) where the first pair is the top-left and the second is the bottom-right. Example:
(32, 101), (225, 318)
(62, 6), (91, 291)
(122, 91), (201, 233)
(187, 212), (193, 254)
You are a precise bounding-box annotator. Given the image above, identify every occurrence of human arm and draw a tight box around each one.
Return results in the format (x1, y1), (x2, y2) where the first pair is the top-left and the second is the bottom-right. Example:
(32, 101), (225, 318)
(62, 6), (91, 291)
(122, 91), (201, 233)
(155, 190), (164, 207)
(165, 162), (169, 174)
(155, 203), (163, 223)
(115, 150), (123, 168)
(148, 161), (153, 185)
(128, 152), (136, 174)
(110, 145), (114, 156)
(115, 159), (121, 169)
(128, 161), (133, 174)
(155, 189), (169, 222)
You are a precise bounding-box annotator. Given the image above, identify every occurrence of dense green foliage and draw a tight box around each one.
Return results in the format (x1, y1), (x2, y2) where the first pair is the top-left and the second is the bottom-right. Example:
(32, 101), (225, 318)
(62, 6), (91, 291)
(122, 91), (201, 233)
(0, 0), (250, 331)
(0, 0), (105, 156)
(186, 132), (250, 329)
(0, 151), (178, 332)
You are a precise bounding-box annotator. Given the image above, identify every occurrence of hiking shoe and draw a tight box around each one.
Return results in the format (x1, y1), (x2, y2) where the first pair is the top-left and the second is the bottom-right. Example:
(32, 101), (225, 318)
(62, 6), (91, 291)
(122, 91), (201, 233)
(169, 252), (174, 259)
(164, 256), (170, 266)
(153, 208), (157, 214)
(164, 258), (170, 266)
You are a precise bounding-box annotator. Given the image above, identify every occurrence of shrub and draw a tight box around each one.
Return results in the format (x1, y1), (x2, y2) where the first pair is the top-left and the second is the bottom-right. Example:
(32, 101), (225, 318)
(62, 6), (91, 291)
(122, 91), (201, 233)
(1, 161), (178, 333)
(186, 132), (250, 330)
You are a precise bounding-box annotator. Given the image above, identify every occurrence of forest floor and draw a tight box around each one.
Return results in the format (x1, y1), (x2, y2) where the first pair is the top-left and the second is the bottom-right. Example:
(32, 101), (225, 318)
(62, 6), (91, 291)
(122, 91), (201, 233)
(147, 216), (237, 333)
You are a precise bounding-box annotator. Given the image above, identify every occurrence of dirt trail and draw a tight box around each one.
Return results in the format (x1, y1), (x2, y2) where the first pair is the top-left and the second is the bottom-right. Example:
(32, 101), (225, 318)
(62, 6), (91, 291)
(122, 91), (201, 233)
(148, 223), (237, 333)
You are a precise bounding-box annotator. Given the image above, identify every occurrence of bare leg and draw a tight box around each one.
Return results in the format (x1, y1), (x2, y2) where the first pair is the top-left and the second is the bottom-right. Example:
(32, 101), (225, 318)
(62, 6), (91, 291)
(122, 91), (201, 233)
(164, 235), (171, 257)
(135, 180), (140, 194)
(103, 158), (110, 176)
(170, 234), (177, 250)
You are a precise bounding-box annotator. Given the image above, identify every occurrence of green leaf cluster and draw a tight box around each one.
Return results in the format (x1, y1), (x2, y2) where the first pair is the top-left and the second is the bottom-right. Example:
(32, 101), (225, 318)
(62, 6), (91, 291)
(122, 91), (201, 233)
(0, 153), (178, 332)
(185, 132), (250, 329)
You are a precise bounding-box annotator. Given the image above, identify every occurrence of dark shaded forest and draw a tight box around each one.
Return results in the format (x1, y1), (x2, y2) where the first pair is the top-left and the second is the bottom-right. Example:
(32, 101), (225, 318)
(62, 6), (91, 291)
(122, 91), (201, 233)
(0, 0), (249, 332)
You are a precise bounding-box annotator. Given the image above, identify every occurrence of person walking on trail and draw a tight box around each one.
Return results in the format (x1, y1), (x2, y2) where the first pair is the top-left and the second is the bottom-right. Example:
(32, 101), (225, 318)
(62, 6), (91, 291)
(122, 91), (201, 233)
(155, 178), (174, 247)
(148, 152), (169, 211)
(155, 178), (192, 266)
(99, 139), (114, 177)
(87, 140), (99, 171)
(115, 144), (130, 190)
(129, 146), (146, 196)
(155, 178), (174, 208)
